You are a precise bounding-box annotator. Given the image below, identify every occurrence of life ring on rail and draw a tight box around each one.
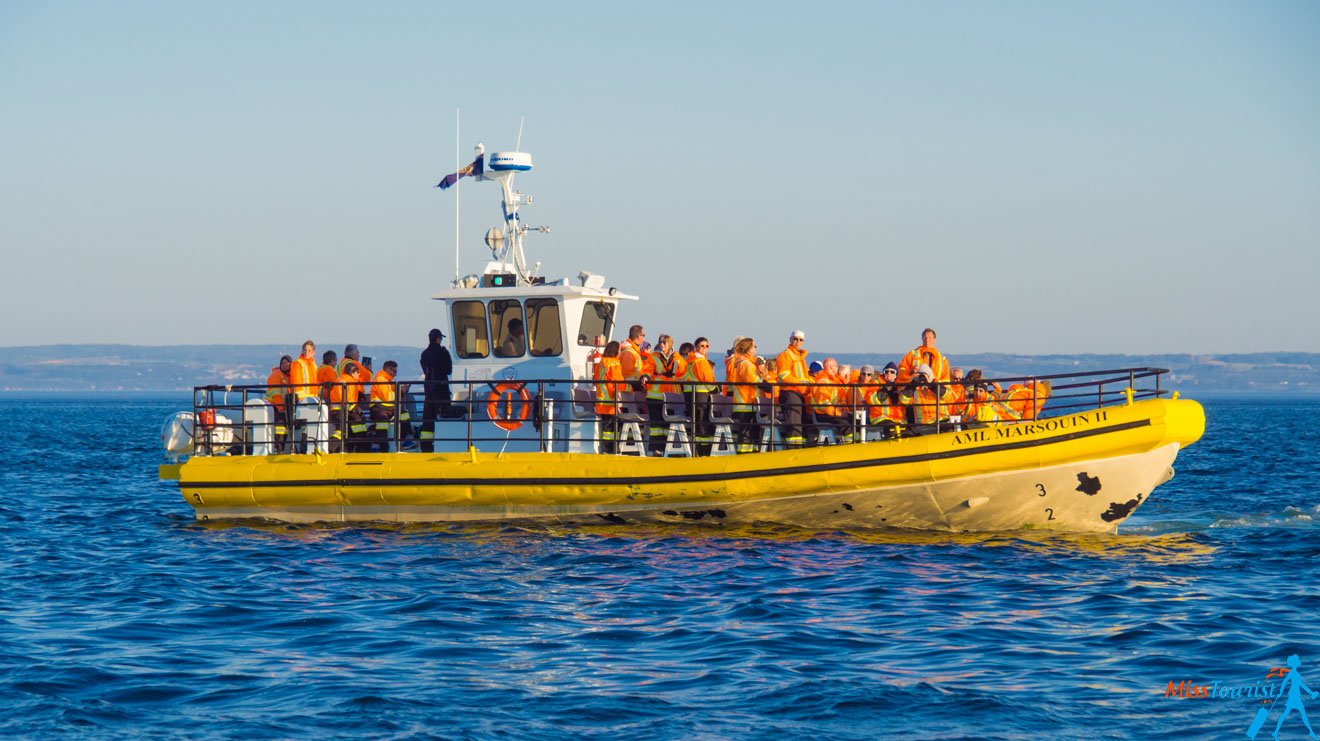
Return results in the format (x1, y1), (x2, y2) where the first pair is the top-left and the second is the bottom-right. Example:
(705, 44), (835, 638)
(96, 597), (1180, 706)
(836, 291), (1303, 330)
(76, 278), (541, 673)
(486, 383), (531, 431)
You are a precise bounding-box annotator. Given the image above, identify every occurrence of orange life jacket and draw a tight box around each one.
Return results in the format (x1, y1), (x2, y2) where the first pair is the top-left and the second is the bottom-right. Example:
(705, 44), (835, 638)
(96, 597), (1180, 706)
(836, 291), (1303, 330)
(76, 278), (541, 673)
(619, 340), (646, 381)
(682, 352), (719, 394)
(776, 346), (810, 396)
(945, 384), (968, 417)
(1003, 382), (1051, 421)
(594, 357), (623, 414)
(729, 354), (760, 412)
(658, 353), (686, 395)
(328, 371), (361, 406)
(897, 346), (950, 384)
(370, 370), (396, 406)
(964, 392), (1006, 423)
(644, 351), (683, 399)
(900, 384), (956, 424)
(810, 371), (846, 416)
(290, 355), (319, 400)
(317, 364), (337, 399)
(265, 368), (289, 406)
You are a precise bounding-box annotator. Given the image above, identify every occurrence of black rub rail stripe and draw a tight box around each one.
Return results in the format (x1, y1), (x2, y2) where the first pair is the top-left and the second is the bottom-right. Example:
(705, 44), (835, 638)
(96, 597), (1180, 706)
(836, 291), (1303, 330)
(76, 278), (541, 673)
(181, 419), (1152, 489)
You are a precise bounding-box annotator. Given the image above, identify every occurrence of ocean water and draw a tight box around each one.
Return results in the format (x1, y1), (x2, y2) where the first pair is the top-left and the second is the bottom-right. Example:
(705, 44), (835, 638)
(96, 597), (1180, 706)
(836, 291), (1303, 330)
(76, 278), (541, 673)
(1, 397), (1318, 740)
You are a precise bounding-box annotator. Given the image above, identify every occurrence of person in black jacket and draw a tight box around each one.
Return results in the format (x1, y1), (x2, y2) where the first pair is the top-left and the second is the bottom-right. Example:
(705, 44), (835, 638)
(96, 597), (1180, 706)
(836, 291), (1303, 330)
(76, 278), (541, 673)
(419, 328), (453, 452)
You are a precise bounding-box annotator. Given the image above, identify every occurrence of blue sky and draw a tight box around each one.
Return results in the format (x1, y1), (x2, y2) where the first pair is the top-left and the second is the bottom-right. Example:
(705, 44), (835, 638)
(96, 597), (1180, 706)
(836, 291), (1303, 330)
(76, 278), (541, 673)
(2, 1), (1317, 354)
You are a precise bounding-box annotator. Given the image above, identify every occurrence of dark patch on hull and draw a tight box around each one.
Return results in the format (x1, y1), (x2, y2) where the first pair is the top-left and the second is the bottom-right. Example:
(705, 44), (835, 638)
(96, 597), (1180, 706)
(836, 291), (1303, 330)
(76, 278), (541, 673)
(842, 503), (854, 511)
(1100, 493), (1143, 523)
(676, 509), (727, 521)
(1076, 472), (1102, 495)
(596, 513), (627, 525)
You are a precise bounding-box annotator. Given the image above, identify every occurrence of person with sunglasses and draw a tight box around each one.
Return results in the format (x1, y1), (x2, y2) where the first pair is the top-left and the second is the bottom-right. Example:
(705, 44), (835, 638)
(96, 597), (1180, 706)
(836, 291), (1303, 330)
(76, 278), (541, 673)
(681, 337), (719, 455)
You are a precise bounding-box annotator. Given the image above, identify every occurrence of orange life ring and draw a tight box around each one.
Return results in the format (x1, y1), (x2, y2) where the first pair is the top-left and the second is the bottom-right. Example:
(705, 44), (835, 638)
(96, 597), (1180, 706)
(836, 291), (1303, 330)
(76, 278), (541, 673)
(486, 383), (531, 431)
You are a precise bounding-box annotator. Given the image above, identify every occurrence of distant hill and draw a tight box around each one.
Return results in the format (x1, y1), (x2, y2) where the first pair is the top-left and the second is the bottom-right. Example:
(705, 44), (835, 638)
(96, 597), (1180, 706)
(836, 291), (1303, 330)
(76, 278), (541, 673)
(0, 345), (1316, 393)
(0, 344), (420, 393)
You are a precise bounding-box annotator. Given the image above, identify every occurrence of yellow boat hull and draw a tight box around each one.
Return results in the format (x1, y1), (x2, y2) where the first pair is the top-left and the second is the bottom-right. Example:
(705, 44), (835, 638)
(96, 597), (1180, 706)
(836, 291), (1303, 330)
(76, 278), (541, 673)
(161, 398), (1204, 533)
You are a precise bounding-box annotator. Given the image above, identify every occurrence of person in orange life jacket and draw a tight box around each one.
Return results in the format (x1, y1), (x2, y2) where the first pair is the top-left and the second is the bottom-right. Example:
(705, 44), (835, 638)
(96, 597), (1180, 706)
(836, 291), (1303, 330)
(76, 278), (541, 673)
(619, 325), (647, 385)
(776, 330), (811, 448)
(419, 328), (453, 453)
(337, 344), (370, 383)
(327, 361), (367, 453)
(900, 363), (957, 428)
(945, 366), (968, 417)
(810, 357), (853, 444)
(949, 368), (980, 418)
(897, 328), (951, 384)
(369, 361), (412, 449)
(290, 340), (320, 401)
(672, 341), (694, 401)
(594, 341), (623, 453)
(728, 337), (762, 453)
(962, 380), (1008, 425)
(317, 350), (338, 398)
(265, 355), (292, 452)
(722, 336), (745, 395)
(845, 364), (876, 423)
(642, 334), (683, 453)
(860, 362), (905, 439)
(286, 340), (320, 453)
(1002, 379), (1053, 421)
(652, 336), (687, 395)
(681, 337), (719, 456)
(878, 361), (905, 419)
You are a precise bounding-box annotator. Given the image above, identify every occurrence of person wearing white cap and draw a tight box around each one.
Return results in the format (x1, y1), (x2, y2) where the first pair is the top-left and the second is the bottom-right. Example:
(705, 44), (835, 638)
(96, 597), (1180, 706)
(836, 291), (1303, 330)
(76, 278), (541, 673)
(776, 330), (811, 449)
(900, 363), (956, 429)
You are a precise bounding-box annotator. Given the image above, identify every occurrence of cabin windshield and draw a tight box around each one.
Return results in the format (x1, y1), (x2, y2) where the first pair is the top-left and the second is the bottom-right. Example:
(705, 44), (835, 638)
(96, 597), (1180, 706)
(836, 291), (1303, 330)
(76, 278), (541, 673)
(452, 300), (489, 358)
(525, 298), (563, 357)
(578, 300), (614, 346)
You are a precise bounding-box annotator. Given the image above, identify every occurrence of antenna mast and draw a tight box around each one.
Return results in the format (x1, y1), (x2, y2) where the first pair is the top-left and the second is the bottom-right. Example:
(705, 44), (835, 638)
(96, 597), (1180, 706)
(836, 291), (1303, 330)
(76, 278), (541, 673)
(454, 108), (460, 284)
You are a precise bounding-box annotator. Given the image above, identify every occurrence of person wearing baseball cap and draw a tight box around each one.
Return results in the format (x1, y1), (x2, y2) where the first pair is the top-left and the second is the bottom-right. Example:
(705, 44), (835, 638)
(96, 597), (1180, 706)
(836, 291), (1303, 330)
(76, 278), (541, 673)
(419, 328), (453, 452)
(776, 330), (811, 448)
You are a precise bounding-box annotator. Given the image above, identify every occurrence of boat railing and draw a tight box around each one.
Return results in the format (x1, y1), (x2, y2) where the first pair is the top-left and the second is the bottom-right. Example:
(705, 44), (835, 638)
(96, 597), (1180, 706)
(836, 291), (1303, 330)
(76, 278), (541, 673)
(182, 367), (1172, 458)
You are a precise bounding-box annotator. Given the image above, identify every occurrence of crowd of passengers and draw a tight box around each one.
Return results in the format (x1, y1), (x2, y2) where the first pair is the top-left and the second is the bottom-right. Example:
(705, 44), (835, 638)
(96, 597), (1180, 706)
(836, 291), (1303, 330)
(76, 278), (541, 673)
(254, 328), (1052, 456)
(590, 325), (1053, 455)
(259, 333), (453, 454)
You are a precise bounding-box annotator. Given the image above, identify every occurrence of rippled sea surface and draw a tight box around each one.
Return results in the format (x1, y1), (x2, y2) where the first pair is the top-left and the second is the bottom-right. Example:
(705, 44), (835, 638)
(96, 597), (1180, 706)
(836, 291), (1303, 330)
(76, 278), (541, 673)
(2, 397), (1318, 740)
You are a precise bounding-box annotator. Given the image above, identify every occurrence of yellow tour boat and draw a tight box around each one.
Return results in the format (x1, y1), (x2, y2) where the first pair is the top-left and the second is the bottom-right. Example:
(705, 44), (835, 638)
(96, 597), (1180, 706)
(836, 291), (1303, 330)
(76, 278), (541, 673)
(158, 143), (1204, 532)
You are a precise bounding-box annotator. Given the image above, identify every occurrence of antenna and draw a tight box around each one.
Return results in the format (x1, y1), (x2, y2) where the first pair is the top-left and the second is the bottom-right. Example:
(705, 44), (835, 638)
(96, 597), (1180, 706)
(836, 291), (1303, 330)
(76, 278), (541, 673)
(454, 108), (460, 284)
(516, 116), (525, 152)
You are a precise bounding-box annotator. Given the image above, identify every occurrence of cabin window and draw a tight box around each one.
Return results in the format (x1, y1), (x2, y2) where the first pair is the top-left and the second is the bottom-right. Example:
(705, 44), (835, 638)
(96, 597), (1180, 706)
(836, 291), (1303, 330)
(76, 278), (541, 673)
(525, 298), (563, 357)
(452, 300), (489, 359)
(489, 299), (526, 358)
(577, 301), (615, 346)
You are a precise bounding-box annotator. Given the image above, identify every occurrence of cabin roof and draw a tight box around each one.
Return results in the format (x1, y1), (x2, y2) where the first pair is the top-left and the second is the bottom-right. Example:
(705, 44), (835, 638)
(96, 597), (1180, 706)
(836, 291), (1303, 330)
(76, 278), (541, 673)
(428, 284), (638, 301)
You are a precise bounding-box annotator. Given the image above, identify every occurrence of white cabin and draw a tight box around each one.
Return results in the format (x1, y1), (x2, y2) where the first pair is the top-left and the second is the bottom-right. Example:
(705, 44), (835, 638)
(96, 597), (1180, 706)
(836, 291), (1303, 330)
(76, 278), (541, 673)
(424, 144), (639, 454)
(429, 262), (637, 389)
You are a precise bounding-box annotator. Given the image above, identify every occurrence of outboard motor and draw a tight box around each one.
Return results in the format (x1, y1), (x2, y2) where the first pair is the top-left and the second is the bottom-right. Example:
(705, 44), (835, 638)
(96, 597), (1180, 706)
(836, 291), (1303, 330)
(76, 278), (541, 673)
(161, 412), (195, 463)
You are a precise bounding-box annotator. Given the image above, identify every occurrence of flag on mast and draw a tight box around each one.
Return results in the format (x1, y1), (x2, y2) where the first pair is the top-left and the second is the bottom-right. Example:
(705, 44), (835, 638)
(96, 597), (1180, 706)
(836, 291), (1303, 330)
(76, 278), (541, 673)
(436, 155), (484, 189)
